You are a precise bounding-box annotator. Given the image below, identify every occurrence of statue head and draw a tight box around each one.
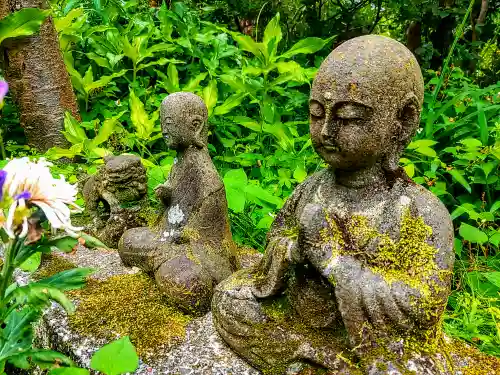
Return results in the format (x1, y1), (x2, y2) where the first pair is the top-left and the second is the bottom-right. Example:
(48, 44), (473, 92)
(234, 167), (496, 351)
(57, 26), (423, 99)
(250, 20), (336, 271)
(160, 92), (209, 150)
(310, 35), (424, 173)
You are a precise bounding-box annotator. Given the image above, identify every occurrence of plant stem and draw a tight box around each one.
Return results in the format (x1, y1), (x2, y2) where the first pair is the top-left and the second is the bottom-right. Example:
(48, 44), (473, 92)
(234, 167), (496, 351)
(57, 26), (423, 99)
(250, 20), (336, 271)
(0, 237), (20, 300)
(0, 128), (7, 160)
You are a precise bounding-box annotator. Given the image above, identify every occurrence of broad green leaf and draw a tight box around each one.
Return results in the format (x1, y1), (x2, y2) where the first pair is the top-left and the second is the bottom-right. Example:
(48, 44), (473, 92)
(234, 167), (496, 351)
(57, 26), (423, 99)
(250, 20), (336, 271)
(49, 236), (78, 252)
(482, 272), (500, 289)
(477, 103), (489, 145)
(447, 169), (472, 193)
(203, 80), (218, 116)
(213, 93), (247, 116)
(183, 72), (208, 92)
(293, 164), (307, 182)
(245, 184), (282, 207)
(62, 113), (87, 144)
(459, 223), (488, 244)
(490, 201), (500, 213)
(79, 233), (108, 248)
(49, 368), (90, 375)
(36, 267), (94, 291)
(407, 139), (438, 149)
(460, 138), (482, 149)
(274, 61), (302, 74)
(82, 66), (94, 87)
(19, 252), (41, 272)
(454, 238), (463, 257)
(45, 147), (79, 160)
(10, 284), (74, 313)
(165, 63), (179, 93)
(263, 13), (282, 59)
(0, 8), (50, 45)
(223, 169), (248, 213)
(85, 69), (127, 94)
(90, 337), (139, 375)
(403, 163), (415, 178)
(129, 90), (157, 140)
(231, 33), (264, 60)
(232, 116), (261, 132)
(91, 111), (126, 147)
(280, 37), (332, 59)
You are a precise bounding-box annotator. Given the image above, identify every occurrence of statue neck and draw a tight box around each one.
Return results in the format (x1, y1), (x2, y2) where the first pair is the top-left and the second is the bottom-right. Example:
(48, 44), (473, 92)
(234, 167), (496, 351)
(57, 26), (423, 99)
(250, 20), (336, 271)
(177, 144), (205, 159)
(333, 163), (387, 189)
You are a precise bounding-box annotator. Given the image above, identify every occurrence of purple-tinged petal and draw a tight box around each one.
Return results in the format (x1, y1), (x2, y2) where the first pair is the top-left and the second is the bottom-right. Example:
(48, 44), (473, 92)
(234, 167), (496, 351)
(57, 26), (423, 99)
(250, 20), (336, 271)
(0, 170), (6, 201)
(15, 191), (31, 200)
(0, 81), (8, 100)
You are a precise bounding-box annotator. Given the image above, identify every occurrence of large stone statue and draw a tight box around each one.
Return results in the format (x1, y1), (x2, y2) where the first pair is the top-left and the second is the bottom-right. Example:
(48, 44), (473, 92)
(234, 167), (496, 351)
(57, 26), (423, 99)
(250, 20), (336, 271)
(83, 154), (148, 248)
(119, 92), (238, 315)
(212, 35), (457, 374)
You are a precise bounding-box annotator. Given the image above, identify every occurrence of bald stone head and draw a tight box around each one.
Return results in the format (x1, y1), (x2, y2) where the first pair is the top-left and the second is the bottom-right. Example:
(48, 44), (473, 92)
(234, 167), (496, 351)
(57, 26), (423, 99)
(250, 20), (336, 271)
(310, 35), (424, 172)
(161, 92), (209, 150)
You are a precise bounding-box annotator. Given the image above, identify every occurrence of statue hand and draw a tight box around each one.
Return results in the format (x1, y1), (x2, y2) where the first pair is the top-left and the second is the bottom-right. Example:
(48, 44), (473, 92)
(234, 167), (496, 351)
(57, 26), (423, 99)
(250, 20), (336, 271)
(154, 184), (171, 205)
(299, 203), (345, 279)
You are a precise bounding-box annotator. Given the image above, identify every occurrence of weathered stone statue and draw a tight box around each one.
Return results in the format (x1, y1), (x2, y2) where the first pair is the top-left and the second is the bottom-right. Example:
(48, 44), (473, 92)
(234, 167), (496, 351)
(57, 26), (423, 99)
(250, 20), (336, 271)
(212, 35), (457, 374)
(83, 154), (148, 248)
(118, 92), (238, 315)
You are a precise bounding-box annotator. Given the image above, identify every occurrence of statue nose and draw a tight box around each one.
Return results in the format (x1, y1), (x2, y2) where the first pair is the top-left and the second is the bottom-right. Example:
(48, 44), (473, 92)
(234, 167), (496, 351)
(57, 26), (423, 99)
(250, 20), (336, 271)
(321, 108), (338, 143)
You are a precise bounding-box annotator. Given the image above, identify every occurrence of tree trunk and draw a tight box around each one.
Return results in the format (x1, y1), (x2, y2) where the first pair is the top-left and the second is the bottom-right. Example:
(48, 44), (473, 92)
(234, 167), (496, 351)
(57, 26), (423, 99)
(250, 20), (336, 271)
(0, 0), (79, 152)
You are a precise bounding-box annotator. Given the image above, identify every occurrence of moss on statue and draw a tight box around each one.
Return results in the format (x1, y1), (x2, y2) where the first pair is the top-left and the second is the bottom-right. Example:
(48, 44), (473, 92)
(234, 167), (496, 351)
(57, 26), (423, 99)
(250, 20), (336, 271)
(68, 273), (193, 358)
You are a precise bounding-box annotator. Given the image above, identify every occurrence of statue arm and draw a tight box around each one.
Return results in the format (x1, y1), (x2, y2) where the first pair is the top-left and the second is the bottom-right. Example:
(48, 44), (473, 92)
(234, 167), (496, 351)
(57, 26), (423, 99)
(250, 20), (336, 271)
(250, 180), (309, 299)
(300, 200), (454, 342)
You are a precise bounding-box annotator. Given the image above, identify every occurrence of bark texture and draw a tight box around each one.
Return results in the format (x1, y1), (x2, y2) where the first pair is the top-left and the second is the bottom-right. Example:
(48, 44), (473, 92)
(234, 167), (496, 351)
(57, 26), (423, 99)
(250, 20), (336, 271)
(0, 0), (79, 152)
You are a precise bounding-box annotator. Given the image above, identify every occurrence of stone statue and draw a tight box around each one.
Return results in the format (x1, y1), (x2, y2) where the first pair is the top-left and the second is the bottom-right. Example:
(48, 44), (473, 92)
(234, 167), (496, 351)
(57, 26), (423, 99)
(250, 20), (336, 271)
(212, 35), (457, 374)
(118, 92), (238, 315)
(83, 154), (148, 248)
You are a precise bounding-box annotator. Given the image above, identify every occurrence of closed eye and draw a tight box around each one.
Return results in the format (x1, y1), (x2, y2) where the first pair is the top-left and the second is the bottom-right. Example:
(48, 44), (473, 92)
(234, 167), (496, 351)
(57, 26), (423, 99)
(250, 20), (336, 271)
(335, 103), (372, 120)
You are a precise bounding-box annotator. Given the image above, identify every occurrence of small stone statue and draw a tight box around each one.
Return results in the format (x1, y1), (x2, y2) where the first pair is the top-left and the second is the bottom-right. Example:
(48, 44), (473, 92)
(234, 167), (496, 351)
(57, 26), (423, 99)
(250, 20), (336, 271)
(118, 92), (238, 315)
(212, 35), (458, 374)
(83, 154), (148, 248)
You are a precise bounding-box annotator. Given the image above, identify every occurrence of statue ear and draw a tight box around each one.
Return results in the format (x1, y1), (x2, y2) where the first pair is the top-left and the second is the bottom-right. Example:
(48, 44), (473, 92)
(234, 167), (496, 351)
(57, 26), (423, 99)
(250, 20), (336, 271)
(397, 93), (421, 143)
(191, 115), (206, 147)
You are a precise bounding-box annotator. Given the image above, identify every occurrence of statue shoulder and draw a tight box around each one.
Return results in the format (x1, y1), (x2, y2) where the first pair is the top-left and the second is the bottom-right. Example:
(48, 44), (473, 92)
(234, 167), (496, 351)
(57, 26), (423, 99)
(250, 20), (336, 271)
(399, 182), (454, 268)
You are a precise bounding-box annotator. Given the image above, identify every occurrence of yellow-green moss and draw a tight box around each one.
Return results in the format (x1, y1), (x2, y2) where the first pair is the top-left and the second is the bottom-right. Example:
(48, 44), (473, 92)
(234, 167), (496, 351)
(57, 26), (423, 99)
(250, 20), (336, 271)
(33, 254), (77, 281)
(68, 273), (193, 359)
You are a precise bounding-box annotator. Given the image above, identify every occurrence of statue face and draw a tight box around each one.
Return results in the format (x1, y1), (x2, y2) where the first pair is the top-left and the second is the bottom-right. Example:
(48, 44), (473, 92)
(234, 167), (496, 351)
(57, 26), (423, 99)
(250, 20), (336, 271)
(309, 91), (396, 171)
(160, 93), (208, 150)
(161, 111), (204, 150)
(309, 35), (425, 172)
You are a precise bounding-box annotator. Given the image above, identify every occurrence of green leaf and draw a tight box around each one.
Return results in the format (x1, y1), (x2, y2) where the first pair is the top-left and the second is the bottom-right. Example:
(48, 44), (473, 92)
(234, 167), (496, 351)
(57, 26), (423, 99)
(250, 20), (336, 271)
(459, 223), (488, 244)
(447, 169), (472, 193)
(91, 111), (125, 147)
(19, 253), (42, 272)
(36, 267), (94, 291)
(129, 89), (157, 140)
(223, 169), (248, 213)
(48, 236), (78, 252)
(490, 201), (500, 213)
(49, 368), (90, 375)
(231, 33), (264, 60)
(213, 93), (247, 116)
(79, 233), (108, 248)
(482, 272), (500, 289)
(293, 164), (307, 182)
(165, 63), (179, 93)
(477, 103), (489, 145)
(231, 116), (261, 132)
(407, 139), (438, 149)
(0, 8), (50, 45)
(263, 13), (282, 58)
(280, 37), (332, 59)
(183, 72), (208, 92)
(62, 112), (87, 144)
(202, 80), (218, 116)
(90, 337), (139, 375)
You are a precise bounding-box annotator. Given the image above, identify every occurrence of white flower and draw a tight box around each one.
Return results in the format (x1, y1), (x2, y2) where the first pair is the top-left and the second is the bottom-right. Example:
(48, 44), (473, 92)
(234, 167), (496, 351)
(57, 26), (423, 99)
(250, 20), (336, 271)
(2, 157), (83, 238)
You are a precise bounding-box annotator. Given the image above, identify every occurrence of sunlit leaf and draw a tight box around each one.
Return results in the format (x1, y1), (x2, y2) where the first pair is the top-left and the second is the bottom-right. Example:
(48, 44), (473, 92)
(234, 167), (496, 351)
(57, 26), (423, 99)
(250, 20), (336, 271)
(90, 337), (139, 375)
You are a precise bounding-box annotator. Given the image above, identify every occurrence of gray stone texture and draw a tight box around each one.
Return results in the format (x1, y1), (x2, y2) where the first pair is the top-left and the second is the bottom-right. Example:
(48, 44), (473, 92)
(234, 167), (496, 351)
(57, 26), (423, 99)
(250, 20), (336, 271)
(211, 35), (497, 374)
(82, 154), (148, 248)
(27, 247), (259, 375)
(119, 92), (238, 315)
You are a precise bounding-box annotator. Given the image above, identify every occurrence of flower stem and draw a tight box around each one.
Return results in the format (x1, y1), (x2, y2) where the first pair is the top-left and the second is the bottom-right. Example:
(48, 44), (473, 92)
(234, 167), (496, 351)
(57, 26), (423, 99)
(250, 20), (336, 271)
(0, 237), (21, 300)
